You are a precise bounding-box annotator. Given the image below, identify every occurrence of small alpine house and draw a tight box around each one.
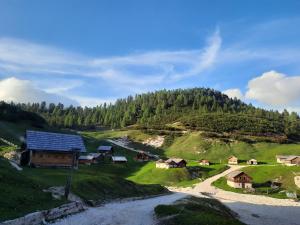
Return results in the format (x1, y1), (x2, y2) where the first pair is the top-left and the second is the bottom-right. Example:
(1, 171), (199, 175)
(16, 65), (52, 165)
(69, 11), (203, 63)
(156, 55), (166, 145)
(26, 130), (86, 168)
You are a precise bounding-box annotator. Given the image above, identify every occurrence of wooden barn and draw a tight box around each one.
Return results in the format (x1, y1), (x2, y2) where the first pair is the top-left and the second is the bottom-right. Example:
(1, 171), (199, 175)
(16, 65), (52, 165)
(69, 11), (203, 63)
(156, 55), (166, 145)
(276, 155), (300, 166)
(78, 155), (95, 165)
(26, 130), (86, 168)
(226, 171), (252, 189)
(97, 145), (113, 155)
(247, 159), (258, 165)
(111, 156), (127, 163)
(156, 158), (187, 169)
(228, 156), (238, 165)
(199, 159), (210, 166)
(135, 151), (149, 161)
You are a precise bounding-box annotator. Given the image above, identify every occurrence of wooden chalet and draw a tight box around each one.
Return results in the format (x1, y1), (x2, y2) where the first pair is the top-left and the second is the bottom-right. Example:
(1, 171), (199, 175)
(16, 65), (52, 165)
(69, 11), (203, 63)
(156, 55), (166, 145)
(97, 145), (113, 155)
(25, 130), (86, 168)
(199, 159), (210, 166)
(226, 170), (252, 189)
(156, 158), (187, 169)
(228, 156), (238, 165)
(247, 159), (258, 165)
(276, 155), (300, 166)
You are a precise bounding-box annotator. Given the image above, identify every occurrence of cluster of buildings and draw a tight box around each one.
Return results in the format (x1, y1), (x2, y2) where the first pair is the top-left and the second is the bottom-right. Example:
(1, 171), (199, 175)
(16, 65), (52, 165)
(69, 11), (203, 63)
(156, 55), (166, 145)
(21, 130), (128, 168)
(19, 130), (300, 192)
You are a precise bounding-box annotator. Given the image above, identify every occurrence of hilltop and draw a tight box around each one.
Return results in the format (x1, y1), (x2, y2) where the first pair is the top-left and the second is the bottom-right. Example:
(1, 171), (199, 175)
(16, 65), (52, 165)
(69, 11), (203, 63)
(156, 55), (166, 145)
(8, 88), (299, 142)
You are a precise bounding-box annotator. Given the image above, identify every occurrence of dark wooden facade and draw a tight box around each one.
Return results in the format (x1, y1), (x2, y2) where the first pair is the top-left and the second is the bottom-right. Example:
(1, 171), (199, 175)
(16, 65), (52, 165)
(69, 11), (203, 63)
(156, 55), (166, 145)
(228, 172), (252, 183)
(30, 151), (74, 167)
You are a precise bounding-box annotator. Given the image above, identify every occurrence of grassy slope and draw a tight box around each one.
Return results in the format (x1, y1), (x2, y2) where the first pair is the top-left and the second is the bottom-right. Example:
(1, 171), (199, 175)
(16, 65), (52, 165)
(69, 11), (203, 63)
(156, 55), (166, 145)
(128, 162), (228, 187)
(213, 165), (300, 198)
(0, 158), (66, 222)
(165, 132), (300, 163)
(0, 128), (166, 221)
(155, 196), (244, 225)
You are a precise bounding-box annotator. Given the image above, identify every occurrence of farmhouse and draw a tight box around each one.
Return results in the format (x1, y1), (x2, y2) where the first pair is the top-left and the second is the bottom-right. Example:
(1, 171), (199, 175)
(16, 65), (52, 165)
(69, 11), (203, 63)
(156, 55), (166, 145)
(156, 158), (187, 169)
(111, 156), (127, 163)
(25, 130), (86, 168)
(199, 159), (210, 166)
(226, 170), (253, 189)
(276, 155), (300, 166)
(228, 156), (238, 165)
(97, 145), (113, 155)
(247, 159), (258, 165)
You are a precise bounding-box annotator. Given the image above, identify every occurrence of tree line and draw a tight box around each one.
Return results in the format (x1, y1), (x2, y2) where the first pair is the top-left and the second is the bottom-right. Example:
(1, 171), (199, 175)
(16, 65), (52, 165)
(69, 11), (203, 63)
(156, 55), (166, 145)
(1, 88), (299, 139)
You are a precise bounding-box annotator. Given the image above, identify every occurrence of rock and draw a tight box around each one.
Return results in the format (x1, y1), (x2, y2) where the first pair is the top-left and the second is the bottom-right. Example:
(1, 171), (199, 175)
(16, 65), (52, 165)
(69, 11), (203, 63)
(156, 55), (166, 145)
(294, 176), (300, 188)
(0, 202), (86, 225)
(0, 211), (44, 225)
(44, 202), (85, 221)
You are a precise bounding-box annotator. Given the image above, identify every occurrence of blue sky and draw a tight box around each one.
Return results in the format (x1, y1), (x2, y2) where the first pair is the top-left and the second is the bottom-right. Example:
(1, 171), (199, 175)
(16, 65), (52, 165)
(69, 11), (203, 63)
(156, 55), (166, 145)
(0, 0), (300, 112)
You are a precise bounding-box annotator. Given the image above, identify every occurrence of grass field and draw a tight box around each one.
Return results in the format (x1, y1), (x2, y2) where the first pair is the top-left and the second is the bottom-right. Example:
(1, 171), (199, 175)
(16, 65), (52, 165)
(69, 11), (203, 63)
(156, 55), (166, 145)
(213, 165), (300, 199)
(128, 162), (228, 187)
(0, 142), (166, 222)
(0, 158), (66, 222)
(154, 196), (244, 225)
(164, 131), (300, 163)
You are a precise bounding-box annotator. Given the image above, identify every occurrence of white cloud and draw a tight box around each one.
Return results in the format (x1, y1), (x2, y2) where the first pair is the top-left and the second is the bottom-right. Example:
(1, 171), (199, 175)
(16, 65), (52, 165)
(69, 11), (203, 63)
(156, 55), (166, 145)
(223, 88), (244, 100)
(0, 30), (221, 91)
(0, 77), (78, 106)
(245, 71), (300, 106)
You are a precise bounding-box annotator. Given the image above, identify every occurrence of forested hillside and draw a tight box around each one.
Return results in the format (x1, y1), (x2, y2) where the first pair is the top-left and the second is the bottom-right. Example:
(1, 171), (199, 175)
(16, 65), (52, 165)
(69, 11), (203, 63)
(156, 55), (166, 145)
(1, 88), (300, 140)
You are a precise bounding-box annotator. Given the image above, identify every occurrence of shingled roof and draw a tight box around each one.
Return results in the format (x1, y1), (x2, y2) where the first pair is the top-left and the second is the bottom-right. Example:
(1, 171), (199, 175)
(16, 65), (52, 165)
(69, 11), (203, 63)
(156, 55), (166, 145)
(26, 130), (86, 152)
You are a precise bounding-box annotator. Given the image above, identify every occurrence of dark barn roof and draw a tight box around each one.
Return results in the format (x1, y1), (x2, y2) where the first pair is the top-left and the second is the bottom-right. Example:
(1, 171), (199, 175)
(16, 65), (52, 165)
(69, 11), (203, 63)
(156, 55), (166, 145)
(26, 130), (86, 152)
(97, 145), (112, 151)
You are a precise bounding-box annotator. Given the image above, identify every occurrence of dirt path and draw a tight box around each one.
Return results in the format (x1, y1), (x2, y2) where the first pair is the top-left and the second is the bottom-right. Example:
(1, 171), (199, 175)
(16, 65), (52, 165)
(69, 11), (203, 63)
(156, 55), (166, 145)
(50, 193), (186, 225)
(169, 165), (300, 225)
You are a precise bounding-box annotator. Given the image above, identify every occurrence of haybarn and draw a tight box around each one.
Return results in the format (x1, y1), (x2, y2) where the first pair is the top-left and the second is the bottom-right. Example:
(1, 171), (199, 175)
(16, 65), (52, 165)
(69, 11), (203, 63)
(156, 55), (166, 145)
(26, 130), (86, 168)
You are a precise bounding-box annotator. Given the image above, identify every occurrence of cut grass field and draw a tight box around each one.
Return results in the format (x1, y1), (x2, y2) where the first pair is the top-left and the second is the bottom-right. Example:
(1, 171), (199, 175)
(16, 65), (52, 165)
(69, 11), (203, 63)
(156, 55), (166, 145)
(154, 196), (245, 225)
(213, 165), (300, 199)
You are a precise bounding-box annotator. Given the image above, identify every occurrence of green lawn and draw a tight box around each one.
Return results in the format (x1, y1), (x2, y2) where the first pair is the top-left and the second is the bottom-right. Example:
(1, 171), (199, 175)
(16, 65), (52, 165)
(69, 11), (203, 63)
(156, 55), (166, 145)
(154, 196), (245, 225)
(213, 165), (300, 199)
(128, 162), (228, 187)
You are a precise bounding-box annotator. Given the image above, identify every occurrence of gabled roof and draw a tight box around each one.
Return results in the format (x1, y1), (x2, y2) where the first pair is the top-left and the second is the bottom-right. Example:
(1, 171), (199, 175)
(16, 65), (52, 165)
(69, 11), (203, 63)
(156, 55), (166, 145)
(285, 156), (300, 161)
(228, 156), (238, 160)
(227, 170), (252, 180)
(26, 130), (86, 152)
(248, 159), (257, 161)
(165, 158), (186, 164)
(79, 155), (94, 160)
(112, 156), (127, 162)
(97, 145), (112, 151)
